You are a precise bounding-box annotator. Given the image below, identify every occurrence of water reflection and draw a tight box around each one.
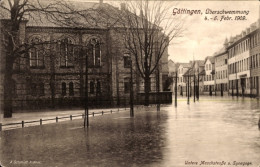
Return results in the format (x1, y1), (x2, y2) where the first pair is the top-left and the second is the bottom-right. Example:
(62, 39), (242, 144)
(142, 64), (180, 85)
(0, 96), (260, 167)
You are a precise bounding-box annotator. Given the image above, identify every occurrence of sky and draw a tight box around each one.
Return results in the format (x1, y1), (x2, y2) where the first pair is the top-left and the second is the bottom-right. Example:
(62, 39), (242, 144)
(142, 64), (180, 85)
(72, 0), (260, 63)
(168, 1), (260, 63)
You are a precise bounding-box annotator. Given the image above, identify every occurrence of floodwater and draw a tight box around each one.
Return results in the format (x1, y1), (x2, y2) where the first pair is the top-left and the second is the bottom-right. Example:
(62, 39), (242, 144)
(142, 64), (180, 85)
(0, 96), (260, 167)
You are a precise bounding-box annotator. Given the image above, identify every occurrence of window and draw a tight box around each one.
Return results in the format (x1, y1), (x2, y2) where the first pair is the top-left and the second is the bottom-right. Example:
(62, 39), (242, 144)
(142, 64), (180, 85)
(124, 54), (131, 68)
(60, 38), (74, 68)
(29, 37), (44, 68)
(90, 81), (94, 94)
(124, 78), (130, 93)
(87, 38), (101, 67)
(69, 82), (74, 96)
(62, 82), (66, 96)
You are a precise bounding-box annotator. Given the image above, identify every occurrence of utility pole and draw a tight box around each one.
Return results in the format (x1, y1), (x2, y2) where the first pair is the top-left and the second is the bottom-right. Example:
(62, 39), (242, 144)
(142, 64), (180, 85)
(194, 73), (196, 103)
(197, 73), (200, 101)
(156, 67), (160, 112)
(84, 48), (89, 128)
(130, 59), (134, 117)
(187, 71), (190, 105)
(175, 71), (177, 107)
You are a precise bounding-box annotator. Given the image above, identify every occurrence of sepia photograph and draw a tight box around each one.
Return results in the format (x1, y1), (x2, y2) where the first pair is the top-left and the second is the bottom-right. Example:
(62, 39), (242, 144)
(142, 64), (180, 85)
(0, 0), (260, 166)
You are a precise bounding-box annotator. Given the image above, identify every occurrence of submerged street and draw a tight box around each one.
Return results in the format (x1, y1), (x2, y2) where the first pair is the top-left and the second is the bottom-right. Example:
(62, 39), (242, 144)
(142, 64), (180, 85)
(0, 96), (260, 167)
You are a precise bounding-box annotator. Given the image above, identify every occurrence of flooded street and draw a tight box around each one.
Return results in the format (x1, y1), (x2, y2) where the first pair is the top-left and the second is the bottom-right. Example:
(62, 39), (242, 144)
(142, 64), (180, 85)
(0, 96), (260, 167)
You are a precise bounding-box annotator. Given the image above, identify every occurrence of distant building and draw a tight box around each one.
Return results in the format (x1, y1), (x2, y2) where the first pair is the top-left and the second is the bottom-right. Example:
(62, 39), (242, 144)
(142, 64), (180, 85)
(168, 60), (179, 92)
(227, 25), (256, 96)
(177, 63), (191, 96)
(249, 19), (260, 97)
(203, 56), (215, 96)
(214, 40), (228, 96)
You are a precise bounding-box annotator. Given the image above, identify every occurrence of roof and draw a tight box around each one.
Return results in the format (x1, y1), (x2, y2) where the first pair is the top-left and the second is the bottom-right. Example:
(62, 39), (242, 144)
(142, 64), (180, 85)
(213, 47), (227, 57)
(0, 1), (145, 29)
(196, 60), (205, 67)
(204, 56), (215, 64)
(179, 63), (191, 68)
(199, 69), (205, 75)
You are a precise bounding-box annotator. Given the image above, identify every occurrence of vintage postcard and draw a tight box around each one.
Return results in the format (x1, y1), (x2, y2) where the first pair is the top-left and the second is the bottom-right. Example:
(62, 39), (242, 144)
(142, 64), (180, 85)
(0, 0), (260, 166)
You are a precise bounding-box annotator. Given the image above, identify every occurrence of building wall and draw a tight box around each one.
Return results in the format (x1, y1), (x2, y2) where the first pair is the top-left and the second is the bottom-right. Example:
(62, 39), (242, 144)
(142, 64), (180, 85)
(204, 59), (215, 93)
(228, 36), (251, 96)
(249, 28), (260, 97)
(215, 53), (228, 93)
(1, 20), (169, 110)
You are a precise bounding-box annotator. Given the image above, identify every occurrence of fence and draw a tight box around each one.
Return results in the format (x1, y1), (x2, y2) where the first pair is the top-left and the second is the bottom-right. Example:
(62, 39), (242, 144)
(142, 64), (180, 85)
(0, 108), (125, 131)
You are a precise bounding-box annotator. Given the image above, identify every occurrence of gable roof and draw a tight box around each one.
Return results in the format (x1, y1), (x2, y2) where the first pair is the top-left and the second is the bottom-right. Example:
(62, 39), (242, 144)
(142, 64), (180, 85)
(0, 1), (141, 29)
(179, 63), (191, 68)
(204, 56), (215, 64)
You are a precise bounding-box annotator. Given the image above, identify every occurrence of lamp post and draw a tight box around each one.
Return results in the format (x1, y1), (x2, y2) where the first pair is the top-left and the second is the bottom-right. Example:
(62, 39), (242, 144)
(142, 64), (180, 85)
(84, 48), (89, 128)
(187, 69), (190, 105)
(194, 73), (196, 103)
(130, 59), (134, 117)
(197, 72), (200, 101)
(175, 71), (177, 107)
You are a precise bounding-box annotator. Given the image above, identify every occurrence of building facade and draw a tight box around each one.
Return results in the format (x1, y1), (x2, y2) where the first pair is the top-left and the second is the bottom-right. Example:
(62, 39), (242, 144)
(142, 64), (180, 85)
(214, 42), (228, 96)
(227, 29), (252, 96)
(203, 57), (215, 96)
(249, 20), (260, 97)
(0, 2), (169, 111)
(177, 63), (191, 96)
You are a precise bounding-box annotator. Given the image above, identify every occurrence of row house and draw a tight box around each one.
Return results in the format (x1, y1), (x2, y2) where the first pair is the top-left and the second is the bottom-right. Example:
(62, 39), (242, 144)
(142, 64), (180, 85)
(249, 21), (260, 97)
(181, 60), (204, 97)
(214, 41), (228, 96)
(177, 63), (191, 95)
(203, 56), (215, 96)
(227, 19), (260, 97)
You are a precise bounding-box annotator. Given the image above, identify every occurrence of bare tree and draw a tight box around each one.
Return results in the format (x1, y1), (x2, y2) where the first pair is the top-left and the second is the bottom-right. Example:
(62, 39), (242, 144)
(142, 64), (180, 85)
(0, 0), (102, 117)
(116, 0), (184, 105)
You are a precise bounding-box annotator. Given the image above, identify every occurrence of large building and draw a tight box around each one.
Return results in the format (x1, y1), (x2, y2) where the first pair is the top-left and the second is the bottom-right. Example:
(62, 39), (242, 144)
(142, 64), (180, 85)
(0, 1), (169, 111)
(226, 23), (259, 96)
(249, 19), (260, 97)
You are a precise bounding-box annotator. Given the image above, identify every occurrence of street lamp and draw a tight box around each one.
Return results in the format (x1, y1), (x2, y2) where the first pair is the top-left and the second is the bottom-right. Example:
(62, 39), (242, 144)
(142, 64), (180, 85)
(84, 48), (89, 128)
(175, 67), (178, 107)
(187, 69), (190, 105)
(129, 59), (134, 117)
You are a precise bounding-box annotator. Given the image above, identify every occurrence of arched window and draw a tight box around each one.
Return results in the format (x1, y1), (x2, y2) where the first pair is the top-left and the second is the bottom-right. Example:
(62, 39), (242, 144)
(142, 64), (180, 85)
(62, 82), (66, 96)
(69, 82), (74, 96)
(87, 38), (101, 67)
(96, 80), (101, 93)
(60, 38), (74, 67)
(29, 37), (44, 68)
(90, 81), (94, 94)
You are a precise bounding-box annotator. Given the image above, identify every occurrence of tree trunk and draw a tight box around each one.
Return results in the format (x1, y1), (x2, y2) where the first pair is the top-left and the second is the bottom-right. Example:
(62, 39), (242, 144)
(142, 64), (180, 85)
(144, 75), (150, 106)
(3, 52), (14, 118)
